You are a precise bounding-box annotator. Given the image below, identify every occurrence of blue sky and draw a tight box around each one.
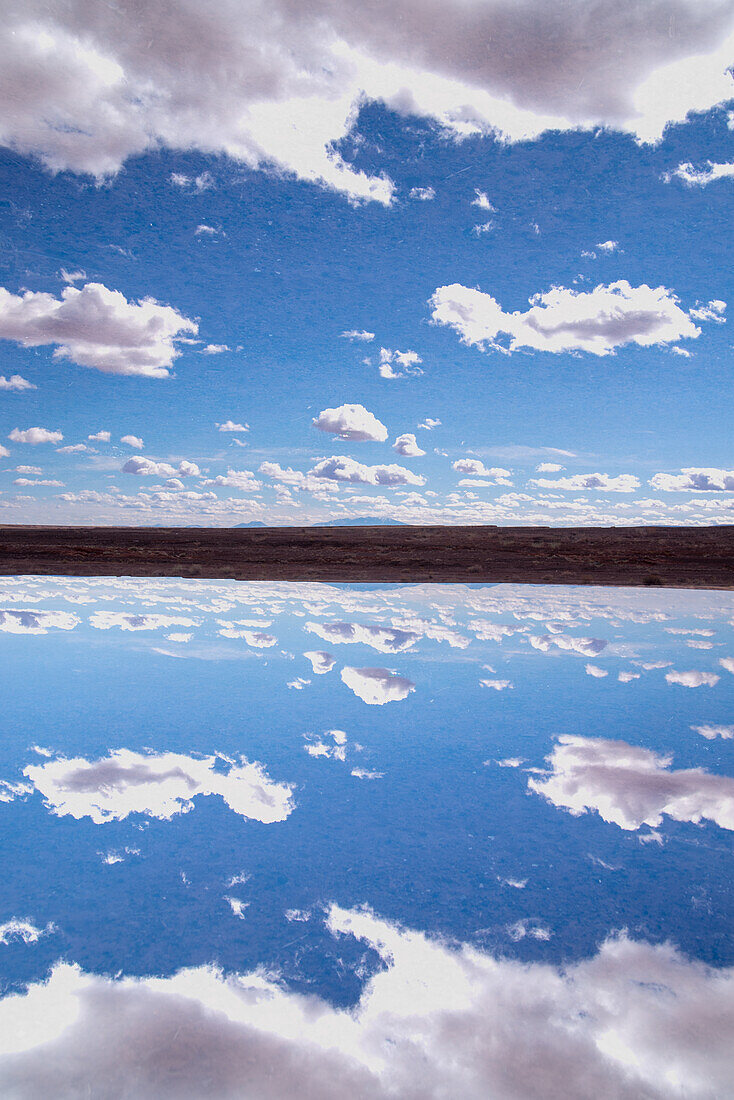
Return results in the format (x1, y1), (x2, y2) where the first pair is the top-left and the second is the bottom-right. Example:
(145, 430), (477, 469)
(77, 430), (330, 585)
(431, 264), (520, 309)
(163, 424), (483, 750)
(0, 1), (732, 525)
(0, 576), (732, 1093)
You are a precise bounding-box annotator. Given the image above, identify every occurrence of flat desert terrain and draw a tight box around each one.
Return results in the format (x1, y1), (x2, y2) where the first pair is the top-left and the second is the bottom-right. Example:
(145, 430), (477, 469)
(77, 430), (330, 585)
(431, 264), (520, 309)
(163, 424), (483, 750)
(0, 525), (731, 588)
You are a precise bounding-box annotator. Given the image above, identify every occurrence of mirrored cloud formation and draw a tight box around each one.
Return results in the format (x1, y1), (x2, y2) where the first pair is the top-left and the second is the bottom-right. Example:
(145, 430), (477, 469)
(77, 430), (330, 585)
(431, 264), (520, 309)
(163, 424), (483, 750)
(340, 666), (416, 705)
(529, 735), (734, 831)
(21, 750), (295, 825)
(0, 576), (732, 1094)
(0, 906), (732, 1100)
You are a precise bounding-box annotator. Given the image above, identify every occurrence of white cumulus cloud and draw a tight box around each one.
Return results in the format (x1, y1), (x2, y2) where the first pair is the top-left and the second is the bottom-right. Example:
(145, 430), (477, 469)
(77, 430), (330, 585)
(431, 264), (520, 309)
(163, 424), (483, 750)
(217, 420), (249, 433)
(392, 433), (425, 457)
(529, 734), (734, 831)
(378, 348), (423, 379)
(530, 473), (640, 492)
(8, 426), (62, 445)
(452, 459), (512, 484)
(0, 904), (733, 1099)
(311, 456), (425, 487)
(665, 670), (720, 688)
(340, 329), (374, 341)
(313, 404), (388, 442)
(666, 161), (734, 186)
(22, 749), (295, 825)
(650, 468), (734, 491)
(122, 456), (200, 478)
(306, 621), (419, 653)
(692, 724), (734, 740)
(529, 634), (607, 657)
(0, 374), (35, 391)
(303, 651), (336, 674)
(0, 282), (197, 378)
(0, 609), (79, 634)
(430, 280), (702, 356)
(341, 666), (415, 705)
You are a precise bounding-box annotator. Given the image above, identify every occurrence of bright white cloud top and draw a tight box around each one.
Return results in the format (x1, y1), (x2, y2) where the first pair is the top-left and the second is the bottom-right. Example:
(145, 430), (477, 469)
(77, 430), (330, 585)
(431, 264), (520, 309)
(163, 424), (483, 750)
(0, 906), (733, 1098)
(530, 473), (641, 492)
(430, 281), (705, 356)
(306, 621), (420, 653)
(0, 283), (197, 378)
(650, 468), (734, 492)
(0, 0), (732, 202)
(392, 433), (425, 457)
(340, 666), (415, 705)
(530, 735), (734, 831)
(311, 456), (425, 487)
(303, 651), (336, 675)
(313, 404), (388, 442)
(8, 427), (63, 445)
(0, 609), (80, 634)
(21, 749), (295, 824)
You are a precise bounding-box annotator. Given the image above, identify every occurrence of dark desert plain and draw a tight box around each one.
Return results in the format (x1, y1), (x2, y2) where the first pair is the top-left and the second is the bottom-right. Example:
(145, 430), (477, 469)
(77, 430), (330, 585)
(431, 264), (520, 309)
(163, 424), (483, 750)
(0, 524), (732, 588)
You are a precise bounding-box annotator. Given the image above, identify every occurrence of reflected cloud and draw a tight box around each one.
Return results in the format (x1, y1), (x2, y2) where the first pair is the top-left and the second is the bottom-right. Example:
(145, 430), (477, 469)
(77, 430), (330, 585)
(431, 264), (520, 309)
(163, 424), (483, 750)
(303, 651), (336, 674)
(0, 609), (79, 634)
(306, 621), (419, 653)
(529, 735), (734, 831)
(340, 667), (415, 705)
(0, 906), (732, 1099)
(20, 750), (295, 825)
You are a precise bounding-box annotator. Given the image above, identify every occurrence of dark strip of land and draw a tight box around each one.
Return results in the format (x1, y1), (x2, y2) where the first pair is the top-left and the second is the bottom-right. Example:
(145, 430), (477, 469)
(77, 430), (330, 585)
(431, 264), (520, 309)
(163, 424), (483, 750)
(0, 525), (732, 588)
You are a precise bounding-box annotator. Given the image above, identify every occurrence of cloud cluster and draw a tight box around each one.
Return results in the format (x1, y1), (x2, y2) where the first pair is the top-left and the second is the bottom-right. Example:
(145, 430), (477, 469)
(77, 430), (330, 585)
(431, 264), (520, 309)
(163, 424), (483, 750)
(122, 456), (201, 478)
(378, 348), (423, 379)
(666, 161), (734, 186)
(340, 666), (415, 705)
(530, 473), (640, 492)
(313, 404), (387, 442)
(311, 456), (425, 487)
(392, 433), (425, 457)
(217, 421), (249, 433)
(303, 651), (336, 674)
(217, 622), (276, 647)
(1, 904), (733, 1098)
(452, 459), (512, 485)
(89, 612), (199, 632)
(0, 918), (53, 946)
(306, 621), (419, 653)
(0, 374), (35, 391)
(665, 669), (719, 688)
(203, 469), (261, 492)
(0, 282), (197, 378)
(21, 748), (295, 824)
(0, 609), (79, 634)
(1, 0), (733, 207)
(8, 426), (62, 445)
(529, 634), (607, 657)
(650, 467), (734, 492)
(530, 734), (734, 831)
(692, 724), (734, 740)
(430, 280), (703, 356)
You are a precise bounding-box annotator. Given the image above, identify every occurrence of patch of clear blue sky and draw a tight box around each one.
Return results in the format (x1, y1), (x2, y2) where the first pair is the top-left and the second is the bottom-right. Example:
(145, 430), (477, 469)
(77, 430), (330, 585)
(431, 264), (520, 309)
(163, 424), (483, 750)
(0, 99), (731, 506)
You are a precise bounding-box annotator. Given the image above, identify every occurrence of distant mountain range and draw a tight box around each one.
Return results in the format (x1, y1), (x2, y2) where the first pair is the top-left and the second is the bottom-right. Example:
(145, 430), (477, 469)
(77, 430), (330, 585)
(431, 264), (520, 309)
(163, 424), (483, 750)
(231, 518), (406, 528)
(313, 517), (406, 527)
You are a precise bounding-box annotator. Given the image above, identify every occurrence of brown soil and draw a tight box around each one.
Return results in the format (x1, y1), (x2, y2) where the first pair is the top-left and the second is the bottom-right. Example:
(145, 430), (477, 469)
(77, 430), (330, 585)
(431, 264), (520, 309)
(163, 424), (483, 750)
(0, 525), (732, 588)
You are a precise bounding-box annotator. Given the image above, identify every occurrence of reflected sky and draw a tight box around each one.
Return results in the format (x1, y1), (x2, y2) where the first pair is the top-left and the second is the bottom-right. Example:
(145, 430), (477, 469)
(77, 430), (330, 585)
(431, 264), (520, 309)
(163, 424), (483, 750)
(0, 577), (733, 1097)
